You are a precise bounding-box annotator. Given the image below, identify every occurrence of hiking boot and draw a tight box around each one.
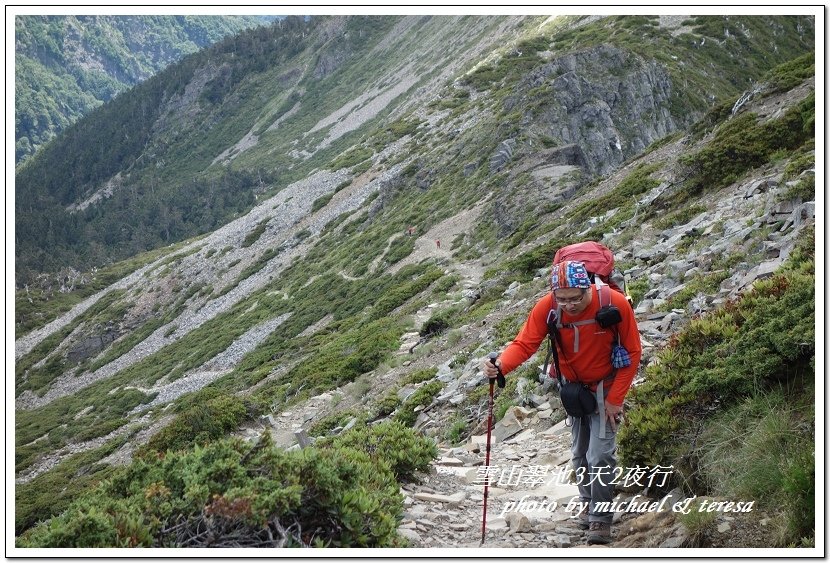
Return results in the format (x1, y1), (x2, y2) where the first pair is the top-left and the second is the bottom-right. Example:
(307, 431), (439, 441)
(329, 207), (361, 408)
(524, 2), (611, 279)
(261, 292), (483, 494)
(576, 505), (589, 530)
(587, 521), (612, 545)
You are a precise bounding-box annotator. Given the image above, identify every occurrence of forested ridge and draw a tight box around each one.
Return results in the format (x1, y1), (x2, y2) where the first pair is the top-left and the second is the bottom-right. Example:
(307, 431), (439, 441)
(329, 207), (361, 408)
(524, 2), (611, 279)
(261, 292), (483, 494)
(15, 15), (460, 284)
(15, 14), (270, 164)
(15, 16), (319, 283)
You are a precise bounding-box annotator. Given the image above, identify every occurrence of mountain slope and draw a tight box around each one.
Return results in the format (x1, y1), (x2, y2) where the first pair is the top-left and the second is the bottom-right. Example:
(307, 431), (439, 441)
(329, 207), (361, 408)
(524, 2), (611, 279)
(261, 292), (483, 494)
(13, 14), (816, 548)
(15, 15), (813, 285)
(15, 15), (539, 283)
(15, 15), (269, 165)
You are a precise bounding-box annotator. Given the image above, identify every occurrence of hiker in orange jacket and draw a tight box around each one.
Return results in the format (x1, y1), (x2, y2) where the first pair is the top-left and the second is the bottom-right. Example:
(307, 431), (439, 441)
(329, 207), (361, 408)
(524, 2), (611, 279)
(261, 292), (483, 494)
(482, 260), (641, 545)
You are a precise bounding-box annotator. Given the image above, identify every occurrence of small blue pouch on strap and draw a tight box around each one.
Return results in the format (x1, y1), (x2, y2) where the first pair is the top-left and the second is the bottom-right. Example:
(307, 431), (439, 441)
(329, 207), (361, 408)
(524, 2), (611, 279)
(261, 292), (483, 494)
(611, 344), (631, 368)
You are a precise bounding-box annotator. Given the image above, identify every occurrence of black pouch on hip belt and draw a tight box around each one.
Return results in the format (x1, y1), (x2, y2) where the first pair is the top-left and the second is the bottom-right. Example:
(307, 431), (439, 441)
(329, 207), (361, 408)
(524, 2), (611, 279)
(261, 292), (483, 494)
(544, 307), (602, 419)
(558, 380), (597, 418)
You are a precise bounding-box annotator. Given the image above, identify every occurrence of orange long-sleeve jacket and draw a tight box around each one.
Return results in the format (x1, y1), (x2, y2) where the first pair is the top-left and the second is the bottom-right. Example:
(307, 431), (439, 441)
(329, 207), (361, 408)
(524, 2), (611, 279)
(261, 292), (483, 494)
(498, 285), (642, 406)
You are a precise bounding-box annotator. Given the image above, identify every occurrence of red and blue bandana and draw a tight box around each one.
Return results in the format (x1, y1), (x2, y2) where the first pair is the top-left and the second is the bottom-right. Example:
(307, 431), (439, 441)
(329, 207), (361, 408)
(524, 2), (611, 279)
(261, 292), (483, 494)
(551, 260), (591, 290)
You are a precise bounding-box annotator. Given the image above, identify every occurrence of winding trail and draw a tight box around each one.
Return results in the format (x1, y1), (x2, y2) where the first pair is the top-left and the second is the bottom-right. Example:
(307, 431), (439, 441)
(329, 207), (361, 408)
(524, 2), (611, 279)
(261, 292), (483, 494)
(390, 201), (489, 285)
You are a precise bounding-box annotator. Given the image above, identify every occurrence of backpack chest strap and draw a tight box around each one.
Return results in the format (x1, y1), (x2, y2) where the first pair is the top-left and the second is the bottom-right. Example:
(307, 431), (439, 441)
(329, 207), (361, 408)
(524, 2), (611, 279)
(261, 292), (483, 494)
(557, 319), (595, 353)
(558, 280), (614, 353)
(547, 282), (613, 356)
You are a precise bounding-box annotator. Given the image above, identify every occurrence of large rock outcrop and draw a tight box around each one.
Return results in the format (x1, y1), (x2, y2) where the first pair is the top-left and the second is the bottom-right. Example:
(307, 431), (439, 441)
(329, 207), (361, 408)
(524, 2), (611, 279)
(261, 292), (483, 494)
(521, 44), (688, 176)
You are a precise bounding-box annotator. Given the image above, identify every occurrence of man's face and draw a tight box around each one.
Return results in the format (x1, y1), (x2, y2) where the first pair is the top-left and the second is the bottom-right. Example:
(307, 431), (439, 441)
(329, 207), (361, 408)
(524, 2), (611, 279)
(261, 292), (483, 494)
(554, 288), (591, 315)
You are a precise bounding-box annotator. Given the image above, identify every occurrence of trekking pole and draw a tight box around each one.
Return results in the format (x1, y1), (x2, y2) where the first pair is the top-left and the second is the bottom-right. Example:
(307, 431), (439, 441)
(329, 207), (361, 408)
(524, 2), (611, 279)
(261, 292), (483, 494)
(481, 352), (505, 545)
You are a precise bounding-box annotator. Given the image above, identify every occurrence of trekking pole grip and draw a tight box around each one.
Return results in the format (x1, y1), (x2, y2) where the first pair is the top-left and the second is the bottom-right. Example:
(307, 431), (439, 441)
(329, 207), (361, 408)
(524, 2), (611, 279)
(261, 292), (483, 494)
(487, 352), (505, 389)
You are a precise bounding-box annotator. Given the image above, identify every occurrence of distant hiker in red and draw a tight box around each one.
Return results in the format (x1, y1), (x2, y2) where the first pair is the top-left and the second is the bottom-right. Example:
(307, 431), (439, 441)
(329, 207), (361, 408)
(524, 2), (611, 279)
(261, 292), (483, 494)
(436, 240), (441, 248)
(482, 260), (641, 546)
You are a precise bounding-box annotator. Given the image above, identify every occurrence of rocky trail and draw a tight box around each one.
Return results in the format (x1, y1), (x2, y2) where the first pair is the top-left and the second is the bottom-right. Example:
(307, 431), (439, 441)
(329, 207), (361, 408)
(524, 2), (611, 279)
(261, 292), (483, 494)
(398, 402), (772, 550)
(260, 379), (770, 550)
(15, 149), (810, 545)
(229, 147), (808, 549)
(11, 13), (816, 551)
(236, 178), (797, 550)
(235, 279), (758, 550)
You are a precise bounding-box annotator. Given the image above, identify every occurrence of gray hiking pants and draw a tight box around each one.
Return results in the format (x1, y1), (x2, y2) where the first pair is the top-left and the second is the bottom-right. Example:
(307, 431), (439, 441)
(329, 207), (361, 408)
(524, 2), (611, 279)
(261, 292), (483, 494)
(570, 392), (617, 525)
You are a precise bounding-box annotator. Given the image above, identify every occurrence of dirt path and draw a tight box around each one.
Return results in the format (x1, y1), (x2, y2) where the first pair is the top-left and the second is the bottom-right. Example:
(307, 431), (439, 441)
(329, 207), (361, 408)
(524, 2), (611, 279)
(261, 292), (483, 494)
(390, 201), (489, 284)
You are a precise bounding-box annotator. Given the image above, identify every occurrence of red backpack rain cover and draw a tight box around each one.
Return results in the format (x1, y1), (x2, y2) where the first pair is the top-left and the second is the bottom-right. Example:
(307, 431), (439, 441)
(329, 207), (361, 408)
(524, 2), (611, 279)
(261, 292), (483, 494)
(553, 241), (622, 293)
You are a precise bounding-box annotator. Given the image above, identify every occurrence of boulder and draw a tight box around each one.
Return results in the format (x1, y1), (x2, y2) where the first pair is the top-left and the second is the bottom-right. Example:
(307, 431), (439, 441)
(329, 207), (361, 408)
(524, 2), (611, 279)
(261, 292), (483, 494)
(554, 534), (572, 547)
(398, 528), (422, 543)
(504, 512), (533, 533)
(490, 139), (516, 173)
(485, 517), (508, 531)
(436, 364), (455, 383)
(503, 281), (521, 297)
(743, 177), (778, 198)
(493, 410), (524, 443)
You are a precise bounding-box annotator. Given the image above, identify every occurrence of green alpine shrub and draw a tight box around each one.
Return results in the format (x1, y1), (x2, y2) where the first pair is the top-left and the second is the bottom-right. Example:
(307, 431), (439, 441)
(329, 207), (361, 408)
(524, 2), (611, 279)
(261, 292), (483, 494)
(19, 432), (412, 548)
(619, 252), (815, 545)
(621, 263), (814, 467)
(141, 394), (249, 454)
(394, 381), (444, 427)
(317, 420), (437, 482)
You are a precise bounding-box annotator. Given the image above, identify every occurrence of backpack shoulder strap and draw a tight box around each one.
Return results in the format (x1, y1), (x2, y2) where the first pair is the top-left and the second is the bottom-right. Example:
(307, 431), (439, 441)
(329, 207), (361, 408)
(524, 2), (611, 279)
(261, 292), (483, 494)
(544, 298), (590, 382)
(595, 277), (610, 308)
(595, 277), (622, 345)
(544, 300), (566, 385)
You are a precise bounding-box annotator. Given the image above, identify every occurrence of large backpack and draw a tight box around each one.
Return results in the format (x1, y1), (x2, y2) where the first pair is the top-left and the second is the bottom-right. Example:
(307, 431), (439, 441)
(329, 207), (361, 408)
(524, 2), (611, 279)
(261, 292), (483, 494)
(552, 241), (623, 294)
(547, 242), (630, 345)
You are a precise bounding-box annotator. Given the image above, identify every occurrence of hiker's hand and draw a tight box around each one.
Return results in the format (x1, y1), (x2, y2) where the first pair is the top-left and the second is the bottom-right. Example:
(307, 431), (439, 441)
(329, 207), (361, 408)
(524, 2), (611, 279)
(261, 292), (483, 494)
(482, 357), (501, 380)
(605, 402), (623, 432)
